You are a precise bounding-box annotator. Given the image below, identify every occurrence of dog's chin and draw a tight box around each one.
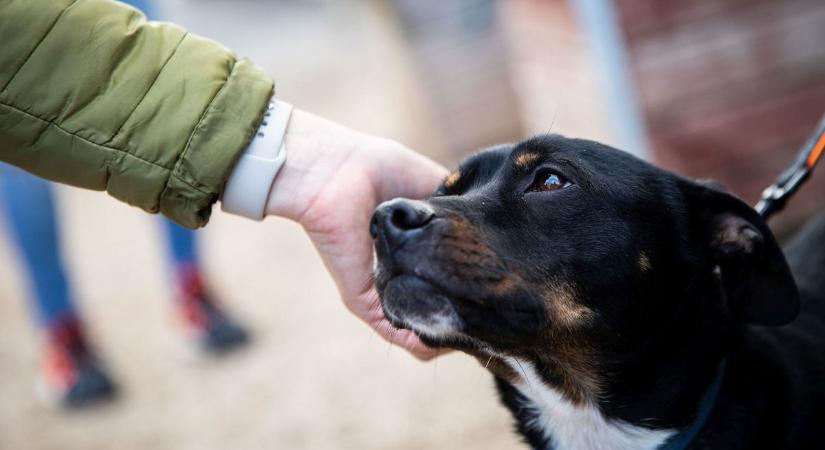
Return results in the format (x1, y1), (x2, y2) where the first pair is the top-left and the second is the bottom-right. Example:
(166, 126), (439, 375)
(381, 274), (464, 343)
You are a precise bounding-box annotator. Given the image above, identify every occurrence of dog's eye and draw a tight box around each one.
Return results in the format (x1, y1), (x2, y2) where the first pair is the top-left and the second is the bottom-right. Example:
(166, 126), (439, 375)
(529, 170), (572, 192)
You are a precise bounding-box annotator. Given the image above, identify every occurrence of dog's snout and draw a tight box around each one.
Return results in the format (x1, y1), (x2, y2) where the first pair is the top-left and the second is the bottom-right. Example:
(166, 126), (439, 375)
(371, 199), (435, 243)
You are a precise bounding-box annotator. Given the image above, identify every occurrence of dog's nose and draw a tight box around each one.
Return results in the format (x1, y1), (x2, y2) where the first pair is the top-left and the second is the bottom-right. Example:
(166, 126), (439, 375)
(370, 199), (435, 243)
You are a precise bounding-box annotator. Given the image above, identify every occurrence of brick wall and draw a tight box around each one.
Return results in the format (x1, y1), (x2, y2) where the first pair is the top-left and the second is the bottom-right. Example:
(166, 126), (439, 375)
(616, 0), (825, 234)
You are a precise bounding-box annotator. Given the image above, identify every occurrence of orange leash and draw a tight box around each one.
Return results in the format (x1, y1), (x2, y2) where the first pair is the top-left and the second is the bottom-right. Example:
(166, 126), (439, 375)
(806, 128), (825, 169)
(756, 113), (825, 220)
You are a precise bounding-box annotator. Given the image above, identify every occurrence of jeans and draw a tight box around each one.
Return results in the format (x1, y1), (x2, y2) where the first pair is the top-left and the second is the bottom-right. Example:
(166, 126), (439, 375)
(0, 0), (196, 328)
(0, 166), (197, 327)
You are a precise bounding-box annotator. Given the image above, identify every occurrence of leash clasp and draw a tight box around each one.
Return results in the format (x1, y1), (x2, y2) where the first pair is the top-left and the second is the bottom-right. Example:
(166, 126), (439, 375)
(755, 113), (825, 220)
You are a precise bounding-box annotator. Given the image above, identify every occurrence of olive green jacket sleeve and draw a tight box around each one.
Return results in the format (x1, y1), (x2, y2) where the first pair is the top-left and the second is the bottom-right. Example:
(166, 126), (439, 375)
(0, 0), (274, 228)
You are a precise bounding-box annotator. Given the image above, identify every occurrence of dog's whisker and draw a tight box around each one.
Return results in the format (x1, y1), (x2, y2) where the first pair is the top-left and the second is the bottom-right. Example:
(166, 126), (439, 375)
(364, 289), (383, 312)
(386, 326), (399, 358)
(370, 298), (381, 312)
(513, 359), (533, 394)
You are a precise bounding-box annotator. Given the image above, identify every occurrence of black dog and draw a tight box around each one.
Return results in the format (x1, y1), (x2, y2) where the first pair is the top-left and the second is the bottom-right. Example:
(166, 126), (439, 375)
(371, 135), (825, 450)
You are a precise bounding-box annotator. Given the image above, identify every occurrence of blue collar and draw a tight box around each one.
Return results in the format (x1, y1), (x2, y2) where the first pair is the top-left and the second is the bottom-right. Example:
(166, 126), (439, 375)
(657, 359), (728, 450)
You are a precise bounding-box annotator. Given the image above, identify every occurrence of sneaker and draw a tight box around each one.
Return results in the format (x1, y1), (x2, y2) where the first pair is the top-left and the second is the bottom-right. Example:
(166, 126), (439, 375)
(41, 316), (116, 408)
(176, 266), (250, 354)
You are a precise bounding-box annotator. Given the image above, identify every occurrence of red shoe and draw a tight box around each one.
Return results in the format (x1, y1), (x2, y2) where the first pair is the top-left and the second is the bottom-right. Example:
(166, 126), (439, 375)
(176, 266), (250, 354)
(41, 316), (116, 408)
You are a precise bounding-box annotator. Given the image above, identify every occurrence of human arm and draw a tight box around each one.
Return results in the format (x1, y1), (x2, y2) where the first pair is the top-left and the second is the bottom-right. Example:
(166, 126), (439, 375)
(0, 0), (448, 358)
(0, 0), (272, 228)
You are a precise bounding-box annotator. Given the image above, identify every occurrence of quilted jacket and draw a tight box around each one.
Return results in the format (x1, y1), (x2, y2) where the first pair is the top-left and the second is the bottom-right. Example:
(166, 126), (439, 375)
(0, 0), (274, 227)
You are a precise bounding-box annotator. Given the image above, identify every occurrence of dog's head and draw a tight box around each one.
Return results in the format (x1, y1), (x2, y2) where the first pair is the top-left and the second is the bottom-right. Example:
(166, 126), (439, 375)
(371, 135), (798, 405)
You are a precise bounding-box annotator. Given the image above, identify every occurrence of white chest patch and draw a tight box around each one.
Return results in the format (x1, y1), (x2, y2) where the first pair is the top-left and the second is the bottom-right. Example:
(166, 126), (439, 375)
(504, 358), (675, 450)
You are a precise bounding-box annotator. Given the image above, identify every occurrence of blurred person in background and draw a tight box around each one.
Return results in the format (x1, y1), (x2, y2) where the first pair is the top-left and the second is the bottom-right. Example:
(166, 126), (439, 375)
(0, 0), (250, 409)
(0, 0), (445, 400)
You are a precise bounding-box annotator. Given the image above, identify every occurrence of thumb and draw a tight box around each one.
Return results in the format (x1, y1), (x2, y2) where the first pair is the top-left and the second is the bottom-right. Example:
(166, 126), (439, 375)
(376, 147), (448, 201)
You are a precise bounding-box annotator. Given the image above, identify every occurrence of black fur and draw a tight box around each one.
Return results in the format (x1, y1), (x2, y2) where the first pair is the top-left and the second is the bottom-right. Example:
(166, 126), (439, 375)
(372, 135), (825, 449)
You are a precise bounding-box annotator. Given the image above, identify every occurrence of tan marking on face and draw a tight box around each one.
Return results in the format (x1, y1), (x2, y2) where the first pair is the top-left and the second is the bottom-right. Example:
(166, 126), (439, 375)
(490, 275), (519, 296)
(432, 217), (602, 403)
(444, 171), (461, 189)
(546, 281), (593, 329)
(536, 281), (601, 404)
(638, 252), (652, 273)
(515, 152), (540, 169)
(442, 217), (506, 274)
(540, 338), (602, 404)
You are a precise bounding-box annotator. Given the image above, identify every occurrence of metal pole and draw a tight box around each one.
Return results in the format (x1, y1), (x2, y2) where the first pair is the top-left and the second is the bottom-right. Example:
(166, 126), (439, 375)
(570, 0), (651, 160)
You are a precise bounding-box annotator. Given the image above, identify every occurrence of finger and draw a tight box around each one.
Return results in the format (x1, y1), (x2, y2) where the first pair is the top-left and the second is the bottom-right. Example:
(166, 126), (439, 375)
(378, 150), (448, 201)
(369, 315), (445, 361)
(396, 330), (445, 361)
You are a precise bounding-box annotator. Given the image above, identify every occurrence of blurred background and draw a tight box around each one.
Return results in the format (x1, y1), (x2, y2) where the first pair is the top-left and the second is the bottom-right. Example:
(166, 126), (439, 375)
(1, 0), (823, 449)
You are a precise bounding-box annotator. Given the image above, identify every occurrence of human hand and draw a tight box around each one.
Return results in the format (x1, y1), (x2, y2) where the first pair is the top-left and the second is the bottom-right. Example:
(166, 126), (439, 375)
(266, 110), (448, 360)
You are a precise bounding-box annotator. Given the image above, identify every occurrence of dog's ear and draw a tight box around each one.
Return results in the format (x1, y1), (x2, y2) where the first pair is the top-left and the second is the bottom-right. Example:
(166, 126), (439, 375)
(685, 181), (799, 325)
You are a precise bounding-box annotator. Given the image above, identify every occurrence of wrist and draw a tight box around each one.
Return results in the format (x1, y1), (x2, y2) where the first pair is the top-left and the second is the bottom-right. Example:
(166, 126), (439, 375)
(264, 110), (363, 222)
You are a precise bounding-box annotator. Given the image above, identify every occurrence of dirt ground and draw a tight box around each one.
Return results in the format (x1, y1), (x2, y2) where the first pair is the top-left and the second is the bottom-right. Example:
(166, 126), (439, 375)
(0, 185), (521, 450)
(0, 1), (526, 449)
